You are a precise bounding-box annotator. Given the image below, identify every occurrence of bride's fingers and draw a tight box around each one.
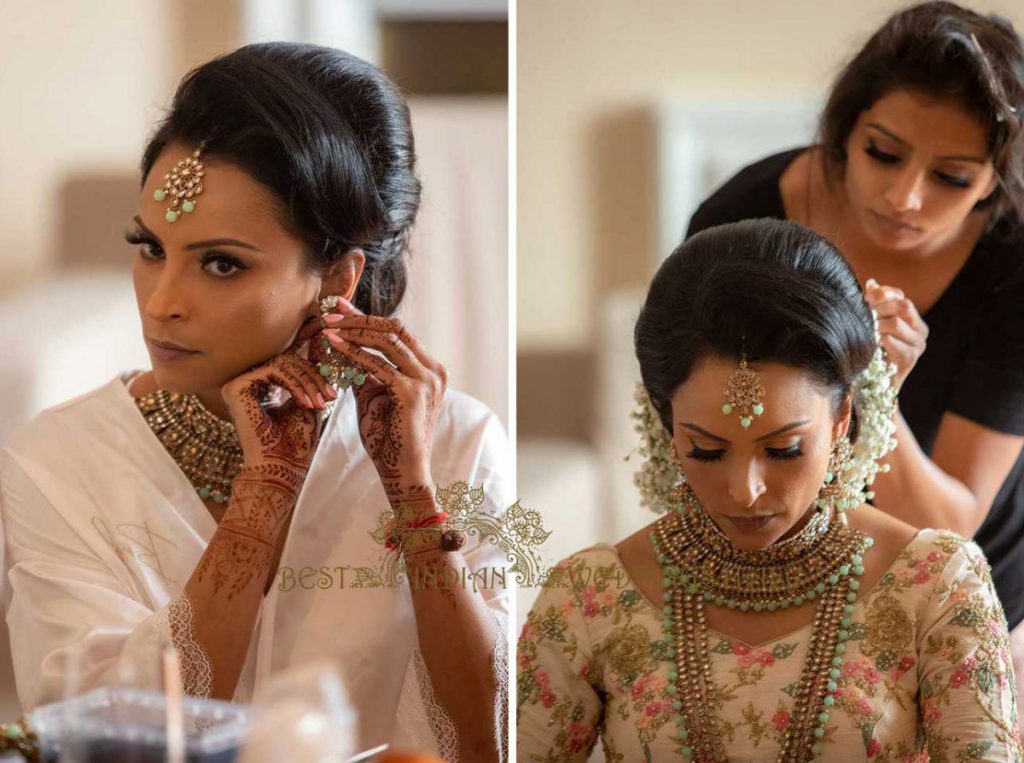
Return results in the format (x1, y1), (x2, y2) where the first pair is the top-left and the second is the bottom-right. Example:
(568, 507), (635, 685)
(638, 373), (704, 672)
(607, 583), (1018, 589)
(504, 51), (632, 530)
(328, 326), (426, 380)
(323, 314), (442, 379)
(264, 369), (317, 408)
(321, 330), (399, 384)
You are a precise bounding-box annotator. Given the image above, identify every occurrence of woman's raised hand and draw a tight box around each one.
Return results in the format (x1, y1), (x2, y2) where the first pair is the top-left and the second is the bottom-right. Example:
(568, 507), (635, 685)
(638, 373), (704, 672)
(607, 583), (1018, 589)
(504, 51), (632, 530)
(320, 297), (446, 507)
(221, 317), (338, 492)
(865, 278), (929, 392)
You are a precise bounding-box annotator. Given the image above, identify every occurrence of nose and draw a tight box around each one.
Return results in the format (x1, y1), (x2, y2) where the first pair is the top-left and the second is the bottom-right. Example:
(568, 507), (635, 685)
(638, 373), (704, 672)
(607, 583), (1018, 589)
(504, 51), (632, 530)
(727, 459), (767, 508)
(144, 263), (191, 323)
(885, 167), (925, 214)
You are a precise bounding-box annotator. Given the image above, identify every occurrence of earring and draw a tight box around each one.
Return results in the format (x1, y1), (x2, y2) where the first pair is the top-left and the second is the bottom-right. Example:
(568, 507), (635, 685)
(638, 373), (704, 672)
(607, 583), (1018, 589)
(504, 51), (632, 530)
(668, 465), (702, 516)
(816, 436), (860, 515)
(316, 296), (367, 390)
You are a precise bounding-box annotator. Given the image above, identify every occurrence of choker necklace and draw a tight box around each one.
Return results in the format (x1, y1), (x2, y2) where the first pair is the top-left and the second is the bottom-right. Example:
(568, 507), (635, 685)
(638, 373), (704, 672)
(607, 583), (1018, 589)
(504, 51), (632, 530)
(651, 507), (873, 761)
(134, 389), (243, 504)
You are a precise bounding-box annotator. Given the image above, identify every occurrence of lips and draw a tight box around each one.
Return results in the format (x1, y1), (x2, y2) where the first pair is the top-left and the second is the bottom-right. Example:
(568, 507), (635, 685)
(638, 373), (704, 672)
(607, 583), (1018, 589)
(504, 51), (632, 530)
(149, 338), (199, 353)
(726, 515), (776, 531)
(870, 209), (921, 233)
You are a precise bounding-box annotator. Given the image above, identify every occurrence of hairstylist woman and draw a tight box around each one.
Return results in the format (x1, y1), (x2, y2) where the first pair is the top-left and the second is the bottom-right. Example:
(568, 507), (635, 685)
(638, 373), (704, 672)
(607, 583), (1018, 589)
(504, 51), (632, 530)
(685, 1), (1024, 710)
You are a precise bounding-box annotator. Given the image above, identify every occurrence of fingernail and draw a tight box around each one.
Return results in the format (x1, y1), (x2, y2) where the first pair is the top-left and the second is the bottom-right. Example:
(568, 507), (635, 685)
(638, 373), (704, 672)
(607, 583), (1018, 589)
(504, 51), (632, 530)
(316, 392), (325, 406)
(325, 386), (338, 400)
(322, 313), (345, 324)
(866, 278), (878, 288)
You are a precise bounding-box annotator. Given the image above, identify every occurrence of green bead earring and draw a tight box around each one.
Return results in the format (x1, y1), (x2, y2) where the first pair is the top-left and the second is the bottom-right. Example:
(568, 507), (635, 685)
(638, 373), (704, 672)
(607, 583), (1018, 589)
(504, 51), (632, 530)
(317, 296), (367, 390)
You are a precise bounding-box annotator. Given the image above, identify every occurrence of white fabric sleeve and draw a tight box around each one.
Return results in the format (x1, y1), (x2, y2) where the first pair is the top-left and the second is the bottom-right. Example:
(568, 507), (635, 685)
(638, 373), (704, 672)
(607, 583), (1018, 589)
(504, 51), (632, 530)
(397, 409), (513, 761)
(0, 450), (213, 709)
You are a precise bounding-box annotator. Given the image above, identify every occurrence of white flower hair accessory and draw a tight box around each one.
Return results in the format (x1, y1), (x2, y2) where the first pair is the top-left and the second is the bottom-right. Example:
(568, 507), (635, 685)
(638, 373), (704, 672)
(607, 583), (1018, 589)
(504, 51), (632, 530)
(629, 336), (899, 515)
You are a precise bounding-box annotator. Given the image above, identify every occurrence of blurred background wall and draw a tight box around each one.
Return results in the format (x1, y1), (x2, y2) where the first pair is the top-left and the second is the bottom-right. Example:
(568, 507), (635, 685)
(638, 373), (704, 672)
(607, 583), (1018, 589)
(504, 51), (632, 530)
(515, 0), (1024, 653)
(0, 0), (506, 718)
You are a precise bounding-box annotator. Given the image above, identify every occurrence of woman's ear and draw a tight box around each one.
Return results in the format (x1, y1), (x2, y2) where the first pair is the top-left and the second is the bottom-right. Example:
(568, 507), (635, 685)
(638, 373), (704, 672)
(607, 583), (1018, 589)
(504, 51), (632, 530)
(833, 393), (854, 440)
(319, 249), (366, 306)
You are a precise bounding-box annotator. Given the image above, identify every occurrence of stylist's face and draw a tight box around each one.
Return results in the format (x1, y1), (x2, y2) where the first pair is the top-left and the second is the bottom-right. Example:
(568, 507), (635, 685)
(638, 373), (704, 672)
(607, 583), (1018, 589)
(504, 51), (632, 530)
(843, 89), (998, 252)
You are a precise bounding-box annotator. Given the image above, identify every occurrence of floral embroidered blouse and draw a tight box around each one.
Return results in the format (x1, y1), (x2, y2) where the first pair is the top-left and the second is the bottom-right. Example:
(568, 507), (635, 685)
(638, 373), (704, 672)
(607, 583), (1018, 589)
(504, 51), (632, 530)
(517, 529), (1021, 762)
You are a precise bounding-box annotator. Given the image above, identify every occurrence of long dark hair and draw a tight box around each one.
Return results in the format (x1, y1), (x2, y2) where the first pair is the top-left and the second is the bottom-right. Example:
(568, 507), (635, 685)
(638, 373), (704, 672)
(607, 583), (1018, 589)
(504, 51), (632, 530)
(635, 219), (875, 439)
(818, 1), (1024, 225)
(141, 42), (420, 316)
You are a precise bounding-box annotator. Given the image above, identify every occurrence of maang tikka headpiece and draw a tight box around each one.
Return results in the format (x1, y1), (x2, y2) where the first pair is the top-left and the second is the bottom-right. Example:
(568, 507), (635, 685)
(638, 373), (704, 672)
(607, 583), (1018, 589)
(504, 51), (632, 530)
(154, 142), (207, 223)
(722, 353), (765, 428)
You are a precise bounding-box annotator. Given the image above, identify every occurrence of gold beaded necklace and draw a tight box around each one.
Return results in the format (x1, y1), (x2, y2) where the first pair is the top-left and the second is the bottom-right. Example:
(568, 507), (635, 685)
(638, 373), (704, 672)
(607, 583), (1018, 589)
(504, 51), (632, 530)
(134, 389), (243, 504)
(651, 507), (874, 761)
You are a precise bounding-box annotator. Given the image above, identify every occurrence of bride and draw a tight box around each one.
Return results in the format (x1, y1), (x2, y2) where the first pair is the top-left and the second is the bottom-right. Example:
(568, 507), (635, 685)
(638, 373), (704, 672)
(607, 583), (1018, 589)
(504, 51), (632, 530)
(0, 42), (508, 761)
(517, 219), (1019, 761)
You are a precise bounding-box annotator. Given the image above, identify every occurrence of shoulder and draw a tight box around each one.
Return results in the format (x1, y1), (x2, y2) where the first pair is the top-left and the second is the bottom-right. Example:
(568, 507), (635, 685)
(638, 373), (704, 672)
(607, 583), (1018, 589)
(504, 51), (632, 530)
(432, 387), (508, 464)
(437, 387), (503, 433)
(536, 543), (623, 599)
(3, 375), (127, 460)
(686, 147), (805, 237)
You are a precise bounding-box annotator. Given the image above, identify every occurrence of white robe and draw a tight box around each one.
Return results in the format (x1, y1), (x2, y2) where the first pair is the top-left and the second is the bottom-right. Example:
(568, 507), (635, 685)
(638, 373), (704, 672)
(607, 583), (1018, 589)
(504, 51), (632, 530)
(0, 371), (511, 759)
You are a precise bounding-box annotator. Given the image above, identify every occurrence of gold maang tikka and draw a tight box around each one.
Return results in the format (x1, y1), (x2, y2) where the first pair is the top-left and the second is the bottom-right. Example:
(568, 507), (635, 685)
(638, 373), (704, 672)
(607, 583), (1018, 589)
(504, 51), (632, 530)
(154, 142), (207, 223)
(722, 354), (765, 428)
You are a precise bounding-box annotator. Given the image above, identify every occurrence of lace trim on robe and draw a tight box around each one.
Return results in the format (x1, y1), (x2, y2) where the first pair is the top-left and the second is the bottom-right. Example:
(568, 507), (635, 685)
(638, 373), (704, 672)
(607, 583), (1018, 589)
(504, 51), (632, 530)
(403, 607), (509, 762)
(152, 593), (214, 698)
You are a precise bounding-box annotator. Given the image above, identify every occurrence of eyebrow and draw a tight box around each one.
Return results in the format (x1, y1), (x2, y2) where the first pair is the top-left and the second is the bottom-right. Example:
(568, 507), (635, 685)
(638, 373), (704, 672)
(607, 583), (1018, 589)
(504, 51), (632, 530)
(679, 418), (812, 444)
(132, 216), (264, 252)
(866, 123), (987, 164)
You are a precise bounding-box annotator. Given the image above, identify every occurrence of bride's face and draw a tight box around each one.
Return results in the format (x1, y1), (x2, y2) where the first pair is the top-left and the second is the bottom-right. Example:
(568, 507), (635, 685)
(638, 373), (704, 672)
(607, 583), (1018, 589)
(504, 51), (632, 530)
(669, 358), (849, 552)
(130, 141), (323, 394)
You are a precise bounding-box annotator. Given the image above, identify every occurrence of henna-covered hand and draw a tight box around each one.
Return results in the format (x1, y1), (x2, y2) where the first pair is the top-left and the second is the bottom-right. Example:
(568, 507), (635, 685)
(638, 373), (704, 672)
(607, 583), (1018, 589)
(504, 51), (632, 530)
(221, 318), (337, 484)
(195, 464), (297, 599)
(320, 297), (447, 514)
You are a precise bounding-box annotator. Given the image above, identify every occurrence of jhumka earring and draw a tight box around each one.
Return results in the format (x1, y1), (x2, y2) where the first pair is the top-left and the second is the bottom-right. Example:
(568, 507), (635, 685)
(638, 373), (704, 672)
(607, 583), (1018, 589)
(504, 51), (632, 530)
(669, 459), (702, 516)
(722, 353), (765, 428)
(154, 143), (206, 223)
(316, 296), (367, 390)
(816, 436), (861, 517)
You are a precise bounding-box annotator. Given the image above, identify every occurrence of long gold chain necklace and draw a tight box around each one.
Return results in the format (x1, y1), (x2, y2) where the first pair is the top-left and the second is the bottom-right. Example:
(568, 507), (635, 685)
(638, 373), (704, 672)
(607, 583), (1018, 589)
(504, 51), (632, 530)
(651, 507), (874, 761)
(134, 389), (243, 504)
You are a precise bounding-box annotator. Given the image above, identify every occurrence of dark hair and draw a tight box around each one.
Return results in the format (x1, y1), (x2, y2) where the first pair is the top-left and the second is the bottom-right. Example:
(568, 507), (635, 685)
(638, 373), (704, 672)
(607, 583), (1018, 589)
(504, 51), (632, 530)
(818, 1), (1024, 225)
(634, 219), (875, 439)
(141, 42), (420, 316)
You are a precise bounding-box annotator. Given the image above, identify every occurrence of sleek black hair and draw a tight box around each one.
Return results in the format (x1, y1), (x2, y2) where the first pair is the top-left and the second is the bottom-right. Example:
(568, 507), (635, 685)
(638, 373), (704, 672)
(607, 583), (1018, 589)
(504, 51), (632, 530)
(141, 42), (420, 316)
(635, 219), (875, 438)
(819, 1), (1024, 225)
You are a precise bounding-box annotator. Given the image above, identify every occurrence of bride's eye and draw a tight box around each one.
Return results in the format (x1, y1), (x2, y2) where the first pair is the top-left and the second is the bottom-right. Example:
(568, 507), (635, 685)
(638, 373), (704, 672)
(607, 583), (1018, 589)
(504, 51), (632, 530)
(686, 445), (725, 462)
(201, 252), (248, 278)
(766, 445), (804, 461)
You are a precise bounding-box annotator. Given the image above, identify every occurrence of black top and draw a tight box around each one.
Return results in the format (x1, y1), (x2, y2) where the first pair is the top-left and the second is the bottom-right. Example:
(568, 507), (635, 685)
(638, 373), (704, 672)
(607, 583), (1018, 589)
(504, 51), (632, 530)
(686, 148), (1024, 629)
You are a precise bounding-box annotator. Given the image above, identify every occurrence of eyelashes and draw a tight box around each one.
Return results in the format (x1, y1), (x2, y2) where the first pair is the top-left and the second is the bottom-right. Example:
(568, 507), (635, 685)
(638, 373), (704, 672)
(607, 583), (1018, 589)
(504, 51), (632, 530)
(124, 230), (249, 278)
(685, 445), (804, 463)
(864, 141), (972, 189)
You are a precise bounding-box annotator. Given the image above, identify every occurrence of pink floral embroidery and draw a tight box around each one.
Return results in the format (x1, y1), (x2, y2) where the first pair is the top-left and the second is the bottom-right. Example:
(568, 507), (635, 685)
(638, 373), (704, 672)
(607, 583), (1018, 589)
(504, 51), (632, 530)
(914, 569), (931, 584)
(950, 669), (968, 689)
(731, 642), (750, 656)
(567, 721), (592, 753)
(867, 738), (881, 757)
(771, 710), (791, 732)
